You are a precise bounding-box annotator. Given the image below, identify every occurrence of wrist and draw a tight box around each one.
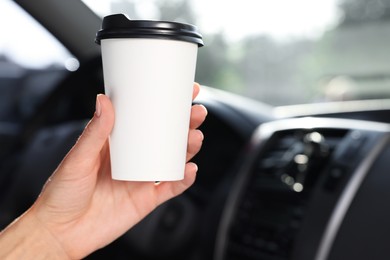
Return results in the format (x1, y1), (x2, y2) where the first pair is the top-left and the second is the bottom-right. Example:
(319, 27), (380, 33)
(0, 209), (69, 260)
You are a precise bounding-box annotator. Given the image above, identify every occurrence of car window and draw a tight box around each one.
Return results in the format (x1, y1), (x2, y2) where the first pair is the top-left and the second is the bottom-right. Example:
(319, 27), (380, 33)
(83, 0), (390, 106)
(0, 0), (75, 69)
(0, 0), (77, 122)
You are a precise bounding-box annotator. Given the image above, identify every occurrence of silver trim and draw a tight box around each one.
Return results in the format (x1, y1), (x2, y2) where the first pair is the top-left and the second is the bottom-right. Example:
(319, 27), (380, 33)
(274, 99), (390, 119)
(314, 133), (390, 260)
(256, 117), (390, 136)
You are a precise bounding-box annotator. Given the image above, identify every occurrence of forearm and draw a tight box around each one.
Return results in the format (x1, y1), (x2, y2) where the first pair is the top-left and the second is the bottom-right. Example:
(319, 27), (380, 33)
(0, 210), (69, 260)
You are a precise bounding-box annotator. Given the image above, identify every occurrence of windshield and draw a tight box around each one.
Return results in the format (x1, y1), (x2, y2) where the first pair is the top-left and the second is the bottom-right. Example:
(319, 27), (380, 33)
(82, 0), (390, 106)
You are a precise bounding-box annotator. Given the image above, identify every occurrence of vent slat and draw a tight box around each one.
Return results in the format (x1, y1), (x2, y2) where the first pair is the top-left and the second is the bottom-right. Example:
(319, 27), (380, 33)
(225, 129), (347, 260)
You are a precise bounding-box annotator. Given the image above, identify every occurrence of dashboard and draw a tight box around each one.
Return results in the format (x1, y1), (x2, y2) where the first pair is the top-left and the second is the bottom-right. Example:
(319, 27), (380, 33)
(214, 117), (390, 260)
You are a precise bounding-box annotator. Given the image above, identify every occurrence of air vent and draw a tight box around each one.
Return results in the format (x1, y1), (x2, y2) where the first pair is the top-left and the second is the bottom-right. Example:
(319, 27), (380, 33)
(224, 128), (347, 260)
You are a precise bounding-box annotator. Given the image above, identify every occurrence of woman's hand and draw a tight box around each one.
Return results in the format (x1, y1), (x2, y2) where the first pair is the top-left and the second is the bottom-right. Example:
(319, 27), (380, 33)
(0, 83), (207, 259)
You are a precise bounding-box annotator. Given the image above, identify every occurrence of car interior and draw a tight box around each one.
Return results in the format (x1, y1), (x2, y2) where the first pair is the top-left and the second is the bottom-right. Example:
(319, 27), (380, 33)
(2, 0), (390, 259)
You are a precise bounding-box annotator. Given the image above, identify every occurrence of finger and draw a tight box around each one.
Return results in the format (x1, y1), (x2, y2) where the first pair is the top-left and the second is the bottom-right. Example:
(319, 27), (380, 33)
(154, 162), (198, 205)
(192, 82), (200, 101)
(60, 94), (115, 175)
(186, 129), (204, 161)
(190, 104), (208, 129)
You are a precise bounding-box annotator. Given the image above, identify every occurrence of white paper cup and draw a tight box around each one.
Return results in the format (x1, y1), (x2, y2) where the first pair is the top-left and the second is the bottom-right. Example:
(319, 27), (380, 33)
(96, 14), (203, 181)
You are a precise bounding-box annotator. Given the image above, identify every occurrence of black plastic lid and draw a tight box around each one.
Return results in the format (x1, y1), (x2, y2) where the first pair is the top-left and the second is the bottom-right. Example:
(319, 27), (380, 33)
(95, 14), (203, 47)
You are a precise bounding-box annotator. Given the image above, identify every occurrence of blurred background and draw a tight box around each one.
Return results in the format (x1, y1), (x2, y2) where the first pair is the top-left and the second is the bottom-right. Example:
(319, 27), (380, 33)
(2, 0), (390, 108)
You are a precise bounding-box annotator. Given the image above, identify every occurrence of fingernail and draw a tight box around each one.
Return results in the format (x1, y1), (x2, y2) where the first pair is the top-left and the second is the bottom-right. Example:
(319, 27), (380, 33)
(198, 130), (204, 141)
(188, 162), (198, 173)
(95, 95), (102, 117)
(193, 163), (199, 174)
(202, 105), (208, 116)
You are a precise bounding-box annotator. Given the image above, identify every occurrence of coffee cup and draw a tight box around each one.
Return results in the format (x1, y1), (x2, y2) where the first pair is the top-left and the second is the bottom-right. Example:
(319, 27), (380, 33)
(95, 14), (203, 181)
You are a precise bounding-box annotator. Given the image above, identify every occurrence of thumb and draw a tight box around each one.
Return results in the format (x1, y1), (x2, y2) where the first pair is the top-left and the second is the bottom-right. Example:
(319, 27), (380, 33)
(60, 94), (115, 173)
